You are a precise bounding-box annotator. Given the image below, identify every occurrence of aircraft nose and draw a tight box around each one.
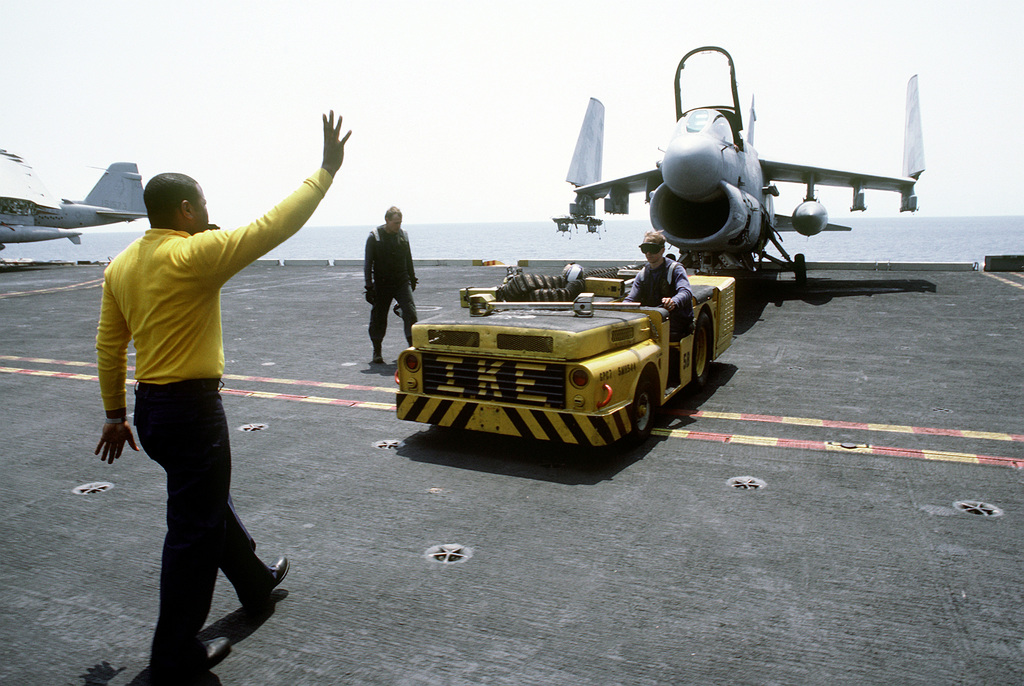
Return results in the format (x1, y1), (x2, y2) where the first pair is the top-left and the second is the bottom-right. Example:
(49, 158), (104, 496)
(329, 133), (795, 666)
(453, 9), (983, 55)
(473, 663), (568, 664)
(660, 134), (724, 201)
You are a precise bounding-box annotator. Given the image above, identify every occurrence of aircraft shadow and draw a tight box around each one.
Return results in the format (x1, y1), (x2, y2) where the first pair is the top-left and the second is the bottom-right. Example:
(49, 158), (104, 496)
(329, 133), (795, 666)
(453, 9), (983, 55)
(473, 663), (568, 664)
(732, 274), (937, 335)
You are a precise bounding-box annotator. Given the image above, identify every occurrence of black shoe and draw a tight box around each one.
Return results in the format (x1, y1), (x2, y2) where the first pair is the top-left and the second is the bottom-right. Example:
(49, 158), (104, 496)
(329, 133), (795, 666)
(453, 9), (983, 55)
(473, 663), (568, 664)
(269, 556), (289, 587)
(203, 637), (232, 669)
(371, 352), (384, 364)
(242, 556), (289, 614)
(151, 638), (231, 685)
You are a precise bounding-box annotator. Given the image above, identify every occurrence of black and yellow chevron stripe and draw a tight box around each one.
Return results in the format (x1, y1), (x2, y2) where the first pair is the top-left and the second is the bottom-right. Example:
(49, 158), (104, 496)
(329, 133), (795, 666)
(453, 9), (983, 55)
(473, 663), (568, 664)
(397, 393), (632, 446)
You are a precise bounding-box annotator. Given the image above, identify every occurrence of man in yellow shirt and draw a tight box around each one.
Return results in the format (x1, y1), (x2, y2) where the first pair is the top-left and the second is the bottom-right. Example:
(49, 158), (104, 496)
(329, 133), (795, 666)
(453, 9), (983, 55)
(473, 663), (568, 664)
(94, 112), (351, 683)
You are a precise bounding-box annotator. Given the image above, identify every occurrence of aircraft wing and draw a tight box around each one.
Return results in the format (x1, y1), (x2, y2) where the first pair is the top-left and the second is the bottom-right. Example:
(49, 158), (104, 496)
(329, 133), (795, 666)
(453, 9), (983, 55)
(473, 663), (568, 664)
(578, 160), (919, 200)
(760, 158), (917, 195)
(572, 168), (663, 199)
(0, 150), (60, 208)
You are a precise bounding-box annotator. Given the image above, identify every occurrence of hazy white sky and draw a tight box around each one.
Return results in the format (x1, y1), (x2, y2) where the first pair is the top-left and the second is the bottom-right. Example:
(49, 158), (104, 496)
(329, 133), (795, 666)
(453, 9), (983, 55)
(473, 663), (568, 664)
(5, 0), (1022, 228)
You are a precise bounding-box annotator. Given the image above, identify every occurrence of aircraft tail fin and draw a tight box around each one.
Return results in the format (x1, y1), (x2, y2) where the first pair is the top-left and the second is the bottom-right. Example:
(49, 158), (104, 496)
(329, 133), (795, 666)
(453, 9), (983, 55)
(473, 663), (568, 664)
(84, 163), (146, 213)
(903, 75), (925, 179)
(566, 98), (604, 187)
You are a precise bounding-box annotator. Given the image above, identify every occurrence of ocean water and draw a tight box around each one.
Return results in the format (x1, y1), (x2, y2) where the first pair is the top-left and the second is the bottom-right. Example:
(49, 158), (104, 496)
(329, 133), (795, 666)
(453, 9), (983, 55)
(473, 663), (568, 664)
(3, 215), (1021, 268)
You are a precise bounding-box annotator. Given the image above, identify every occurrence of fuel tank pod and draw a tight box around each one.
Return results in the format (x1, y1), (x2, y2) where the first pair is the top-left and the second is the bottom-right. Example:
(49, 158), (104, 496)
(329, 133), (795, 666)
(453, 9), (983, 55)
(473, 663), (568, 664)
(791, 200), (829, 237)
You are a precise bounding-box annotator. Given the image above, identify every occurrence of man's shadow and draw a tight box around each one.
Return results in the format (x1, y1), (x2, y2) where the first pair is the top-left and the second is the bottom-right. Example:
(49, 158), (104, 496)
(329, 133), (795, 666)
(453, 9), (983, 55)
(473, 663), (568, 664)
(81, 590), (287, 686)
(360, 362), (397, 379)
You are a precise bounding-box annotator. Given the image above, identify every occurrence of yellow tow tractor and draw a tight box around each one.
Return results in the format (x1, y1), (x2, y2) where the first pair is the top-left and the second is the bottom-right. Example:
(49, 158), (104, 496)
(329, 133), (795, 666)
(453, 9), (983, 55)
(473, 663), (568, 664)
(396, 271), (735, 446)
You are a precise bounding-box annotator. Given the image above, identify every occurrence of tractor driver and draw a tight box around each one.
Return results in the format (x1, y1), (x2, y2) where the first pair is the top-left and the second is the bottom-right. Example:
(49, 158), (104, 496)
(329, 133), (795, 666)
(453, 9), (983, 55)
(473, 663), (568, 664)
(623, 230), (693, 340)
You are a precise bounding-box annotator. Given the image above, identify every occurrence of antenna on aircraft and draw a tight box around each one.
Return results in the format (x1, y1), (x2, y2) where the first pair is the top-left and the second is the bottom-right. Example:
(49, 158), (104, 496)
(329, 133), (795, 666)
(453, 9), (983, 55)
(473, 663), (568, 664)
(747, 95), (757, 147)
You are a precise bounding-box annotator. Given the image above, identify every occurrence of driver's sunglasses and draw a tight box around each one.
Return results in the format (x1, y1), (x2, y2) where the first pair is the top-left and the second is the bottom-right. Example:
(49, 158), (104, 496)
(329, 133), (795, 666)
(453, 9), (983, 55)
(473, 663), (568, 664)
(639, 243), (663, 254)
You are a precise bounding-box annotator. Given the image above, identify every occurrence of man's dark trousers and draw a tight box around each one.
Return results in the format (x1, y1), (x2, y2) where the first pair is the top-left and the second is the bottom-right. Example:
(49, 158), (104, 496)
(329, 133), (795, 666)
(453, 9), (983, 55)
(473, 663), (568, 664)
(369, 281), (417, 346)
(134, 379), (276, 674)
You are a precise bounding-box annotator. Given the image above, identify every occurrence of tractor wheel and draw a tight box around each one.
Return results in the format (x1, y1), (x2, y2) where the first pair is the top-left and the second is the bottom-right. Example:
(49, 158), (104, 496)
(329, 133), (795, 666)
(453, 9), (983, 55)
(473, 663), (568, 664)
(690, 310), (714, 390)
(625, 372), (659, 445)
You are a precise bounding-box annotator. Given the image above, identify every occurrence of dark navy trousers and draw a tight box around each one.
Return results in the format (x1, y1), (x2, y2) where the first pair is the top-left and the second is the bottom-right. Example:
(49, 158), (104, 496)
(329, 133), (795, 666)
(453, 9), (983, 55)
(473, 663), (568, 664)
(369, 280), (417, 346)
(134, 379), (275, 674)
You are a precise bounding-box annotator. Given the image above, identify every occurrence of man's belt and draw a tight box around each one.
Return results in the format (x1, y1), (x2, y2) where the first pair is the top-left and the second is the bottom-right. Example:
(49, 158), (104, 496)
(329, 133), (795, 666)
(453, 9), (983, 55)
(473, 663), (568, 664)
(136, 378), (222, 392)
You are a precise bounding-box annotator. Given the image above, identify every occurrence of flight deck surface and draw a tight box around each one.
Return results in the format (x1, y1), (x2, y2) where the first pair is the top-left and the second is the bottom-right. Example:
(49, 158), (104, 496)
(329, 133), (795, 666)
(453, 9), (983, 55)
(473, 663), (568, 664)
(1, 262), (1022, 685)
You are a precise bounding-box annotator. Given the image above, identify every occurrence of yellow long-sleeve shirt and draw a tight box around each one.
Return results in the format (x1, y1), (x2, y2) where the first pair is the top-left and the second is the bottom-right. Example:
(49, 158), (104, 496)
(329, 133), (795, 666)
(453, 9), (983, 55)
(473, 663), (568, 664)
(96, 169), (333, 411)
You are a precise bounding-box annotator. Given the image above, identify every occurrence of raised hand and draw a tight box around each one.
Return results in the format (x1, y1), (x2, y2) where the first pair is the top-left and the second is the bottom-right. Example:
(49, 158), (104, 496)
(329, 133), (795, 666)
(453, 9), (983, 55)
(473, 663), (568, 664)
(322, 111), (352, 177)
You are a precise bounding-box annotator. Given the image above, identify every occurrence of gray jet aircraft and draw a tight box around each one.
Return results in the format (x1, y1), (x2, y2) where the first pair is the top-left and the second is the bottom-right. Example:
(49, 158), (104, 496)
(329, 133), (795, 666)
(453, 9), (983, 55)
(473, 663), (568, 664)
(556, 46), (925, 278)
(1, 150), (146, 250)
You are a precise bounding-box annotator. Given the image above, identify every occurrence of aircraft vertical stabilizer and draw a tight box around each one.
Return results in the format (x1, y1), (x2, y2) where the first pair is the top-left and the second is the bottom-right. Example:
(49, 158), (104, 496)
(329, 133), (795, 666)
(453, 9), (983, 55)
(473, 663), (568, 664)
(566, 98), (604, 187)
(83, 163), (146, 213)
(903, 75), (925, 179)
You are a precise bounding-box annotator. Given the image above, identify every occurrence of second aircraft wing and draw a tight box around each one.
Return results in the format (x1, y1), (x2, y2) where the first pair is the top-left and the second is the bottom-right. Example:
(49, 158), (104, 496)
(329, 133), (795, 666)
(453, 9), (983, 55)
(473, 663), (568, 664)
(572, 168), (663, 200)
(760, 159), (918, 195)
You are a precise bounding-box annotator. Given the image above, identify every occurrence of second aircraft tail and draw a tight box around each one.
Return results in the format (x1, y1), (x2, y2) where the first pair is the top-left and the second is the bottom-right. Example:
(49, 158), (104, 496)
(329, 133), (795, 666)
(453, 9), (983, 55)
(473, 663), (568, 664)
(83, 163), (146, 214)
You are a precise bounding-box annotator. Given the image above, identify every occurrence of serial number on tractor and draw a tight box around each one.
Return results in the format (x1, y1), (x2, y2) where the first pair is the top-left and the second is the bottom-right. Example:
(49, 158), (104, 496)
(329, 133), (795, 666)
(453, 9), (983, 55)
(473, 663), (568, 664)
(617, 362), (637, 376)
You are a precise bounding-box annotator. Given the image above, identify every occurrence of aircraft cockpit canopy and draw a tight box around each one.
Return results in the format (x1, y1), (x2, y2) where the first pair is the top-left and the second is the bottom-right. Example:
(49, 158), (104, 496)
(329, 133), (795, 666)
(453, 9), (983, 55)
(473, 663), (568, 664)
(675, 109), (735, 145)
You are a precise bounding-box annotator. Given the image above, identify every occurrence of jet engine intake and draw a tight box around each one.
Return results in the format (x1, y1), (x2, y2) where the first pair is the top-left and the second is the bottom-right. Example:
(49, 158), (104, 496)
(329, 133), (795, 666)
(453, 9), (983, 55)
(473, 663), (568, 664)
(650, 180), (761, 253)
(791, 201), (829, 237)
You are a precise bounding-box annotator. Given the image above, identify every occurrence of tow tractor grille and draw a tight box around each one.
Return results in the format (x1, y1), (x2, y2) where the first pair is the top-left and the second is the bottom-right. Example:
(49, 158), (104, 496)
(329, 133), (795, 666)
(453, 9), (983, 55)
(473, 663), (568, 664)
(497, 333), (553, 353)
(428, 329), (480, 347)
(422, 353), (565, 408)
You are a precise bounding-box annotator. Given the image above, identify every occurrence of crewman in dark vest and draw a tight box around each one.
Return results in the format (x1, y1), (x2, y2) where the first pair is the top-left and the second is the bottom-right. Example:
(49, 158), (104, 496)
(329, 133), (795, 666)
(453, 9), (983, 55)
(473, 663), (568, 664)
(364, 206), (417, 363)
(623, 230), (693, 340)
